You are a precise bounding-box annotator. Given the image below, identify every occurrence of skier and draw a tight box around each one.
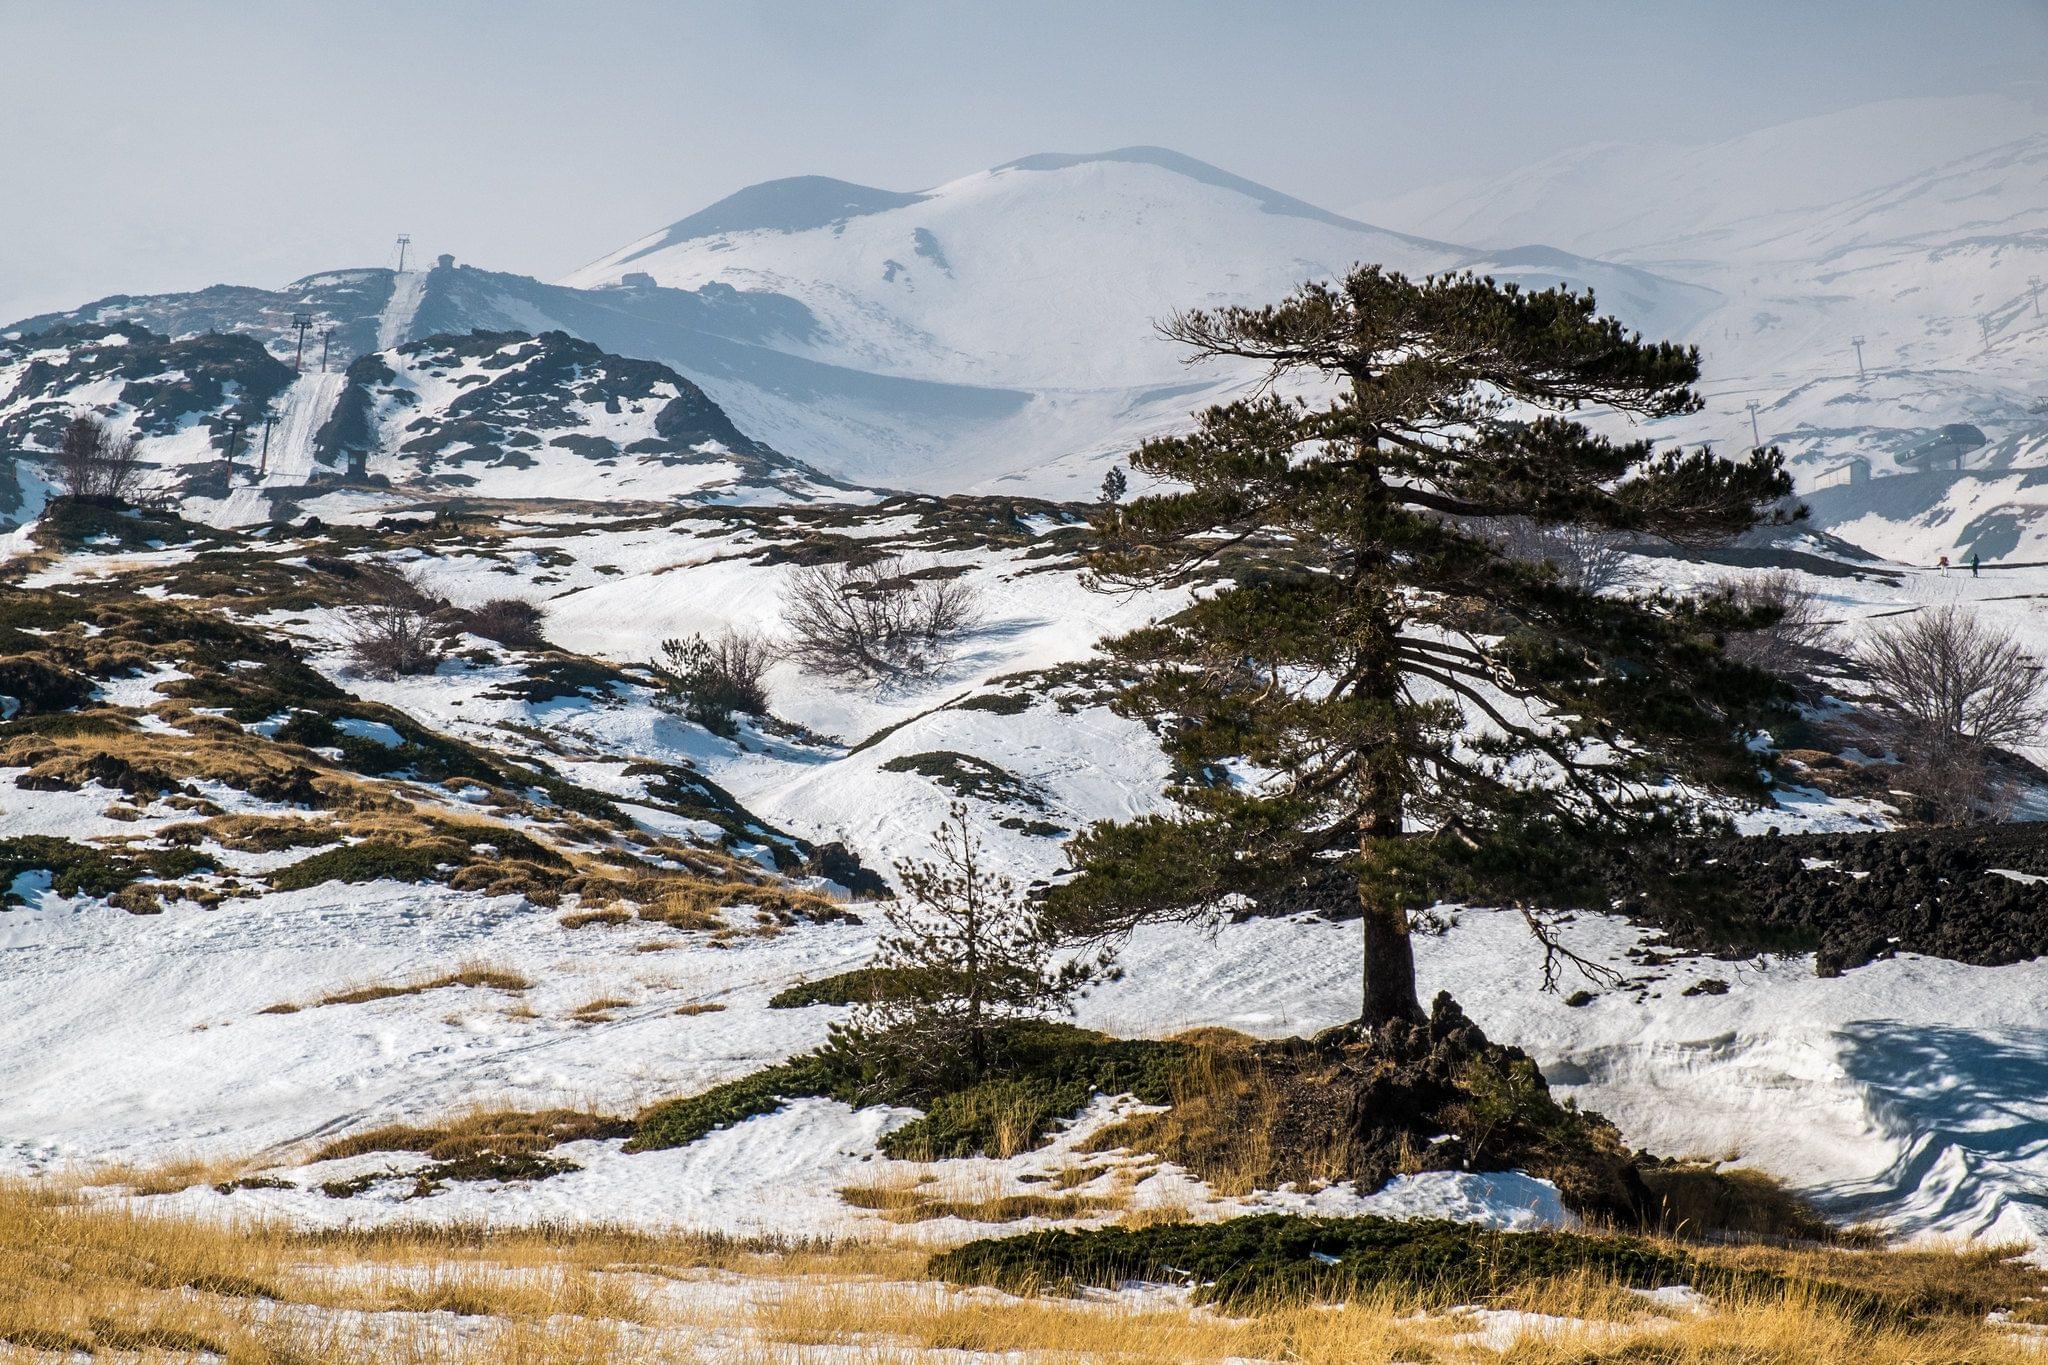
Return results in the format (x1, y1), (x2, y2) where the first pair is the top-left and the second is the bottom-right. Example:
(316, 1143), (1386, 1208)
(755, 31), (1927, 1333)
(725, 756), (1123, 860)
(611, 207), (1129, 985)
(1937, 554), (1950, 576)
(1970, 551), (1981, 577)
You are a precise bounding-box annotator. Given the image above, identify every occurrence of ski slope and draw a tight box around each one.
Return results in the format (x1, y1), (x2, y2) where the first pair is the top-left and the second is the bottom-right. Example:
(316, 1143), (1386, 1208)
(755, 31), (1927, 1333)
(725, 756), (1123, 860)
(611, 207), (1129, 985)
(375, 268), (426, 350)
(258, 368), (347, 485)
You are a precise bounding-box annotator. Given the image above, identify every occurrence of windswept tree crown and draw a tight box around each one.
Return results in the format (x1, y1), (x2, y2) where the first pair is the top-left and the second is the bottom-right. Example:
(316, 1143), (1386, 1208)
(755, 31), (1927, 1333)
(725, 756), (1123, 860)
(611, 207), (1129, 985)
(1054, 268), (1797, 1022)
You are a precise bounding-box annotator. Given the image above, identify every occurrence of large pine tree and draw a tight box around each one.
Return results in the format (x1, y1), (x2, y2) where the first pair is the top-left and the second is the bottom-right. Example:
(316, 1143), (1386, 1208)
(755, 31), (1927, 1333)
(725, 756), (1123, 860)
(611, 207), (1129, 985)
(1051, 268), (1795, 1026)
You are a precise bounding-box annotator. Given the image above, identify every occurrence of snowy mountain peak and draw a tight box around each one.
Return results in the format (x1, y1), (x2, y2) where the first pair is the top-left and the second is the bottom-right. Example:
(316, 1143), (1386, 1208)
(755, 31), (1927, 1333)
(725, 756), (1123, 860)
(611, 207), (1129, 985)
(560, 146), (1716, 490)
(988, 145), (1407, 236)
(605, 175), (935, 268)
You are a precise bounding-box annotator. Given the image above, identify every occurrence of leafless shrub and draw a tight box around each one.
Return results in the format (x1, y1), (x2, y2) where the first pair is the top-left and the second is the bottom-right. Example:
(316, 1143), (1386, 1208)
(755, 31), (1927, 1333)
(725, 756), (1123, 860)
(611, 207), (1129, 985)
(463, 597), (549, 648)
(1857, 605), (2048, 823)
(784, 556), (982, 681)
(656, 628), (777, 734)
(1484, 518), (1633, 594)
(1717, 571), (1836, 678)
(343, 566), (448, 678)
(52, 412), (145, 502)
(343, 603), (447, 678)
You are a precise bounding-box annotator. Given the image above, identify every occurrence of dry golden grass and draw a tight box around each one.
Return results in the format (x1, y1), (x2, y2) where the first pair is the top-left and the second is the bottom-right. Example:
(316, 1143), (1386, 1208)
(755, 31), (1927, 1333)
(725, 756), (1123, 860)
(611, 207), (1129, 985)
(1694, 1234), (2048, 1326)
(309, 1106), (633, 1165)
(1639, 1159), (1868, 1245)
(263, 962), (532, 1014)
(0, 726), (370, 816)
(570, 995), (633, 1022)
(633, 874), (850, 933)
(559, 906), (633, 929)
(838, 1170), (1122, 1225)
(4, 1175), (2047, 1362)
(1084, 1028), (1344, 1196)
(672, 1001), (727, 1016)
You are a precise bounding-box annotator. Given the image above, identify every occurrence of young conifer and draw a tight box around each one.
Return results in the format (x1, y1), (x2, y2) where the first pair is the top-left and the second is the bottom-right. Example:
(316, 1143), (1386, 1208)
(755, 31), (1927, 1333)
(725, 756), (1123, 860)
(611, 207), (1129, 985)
(857, 802), (1100, 1078)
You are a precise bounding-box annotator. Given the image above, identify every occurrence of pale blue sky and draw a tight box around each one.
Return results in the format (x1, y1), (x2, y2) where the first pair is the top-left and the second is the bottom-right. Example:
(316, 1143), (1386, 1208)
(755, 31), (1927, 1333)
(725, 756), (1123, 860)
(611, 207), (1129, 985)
(2, 0), (2042, 319)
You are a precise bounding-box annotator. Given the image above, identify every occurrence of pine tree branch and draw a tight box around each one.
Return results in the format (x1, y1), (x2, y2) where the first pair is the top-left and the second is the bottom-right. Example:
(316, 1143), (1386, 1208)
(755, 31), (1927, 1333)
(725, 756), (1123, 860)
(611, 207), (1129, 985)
(1401, 663), (1622, 818)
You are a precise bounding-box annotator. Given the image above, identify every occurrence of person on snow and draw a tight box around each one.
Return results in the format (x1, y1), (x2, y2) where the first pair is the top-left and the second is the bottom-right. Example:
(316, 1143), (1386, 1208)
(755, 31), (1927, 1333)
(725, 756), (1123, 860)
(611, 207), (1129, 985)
(1937, 554), (1950, 576)
(1970, 551), (1981, 577)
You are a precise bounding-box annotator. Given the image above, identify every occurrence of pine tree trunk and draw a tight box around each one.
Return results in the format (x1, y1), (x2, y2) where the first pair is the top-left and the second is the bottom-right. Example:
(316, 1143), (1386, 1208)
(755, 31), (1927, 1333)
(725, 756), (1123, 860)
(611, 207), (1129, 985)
(1356, 598), (1425, 1027)
(1359, 876), (1423, 1026)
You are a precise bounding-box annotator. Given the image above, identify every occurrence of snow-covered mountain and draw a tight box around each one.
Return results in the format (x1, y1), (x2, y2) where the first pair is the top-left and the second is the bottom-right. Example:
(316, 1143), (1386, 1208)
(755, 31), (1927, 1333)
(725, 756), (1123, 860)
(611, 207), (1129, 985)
(0, 316), (830, 529)
(9, 269), (414, 375)
(1358, 88), (2048, 567)
(559, 147), (1717, 490)
(316, 328), (844, 504)
(9, 152), (1714, 500)
(16, 128), (2045, 547)
(1361, 87), (2046, 261)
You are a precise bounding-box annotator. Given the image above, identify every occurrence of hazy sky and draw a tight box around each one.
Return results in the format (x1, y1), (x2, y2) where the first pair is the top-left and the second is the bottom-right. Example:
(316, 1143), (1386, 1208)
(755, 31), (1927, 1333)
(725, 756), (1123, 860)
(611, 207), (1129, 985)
(2, 0), (2042, 320)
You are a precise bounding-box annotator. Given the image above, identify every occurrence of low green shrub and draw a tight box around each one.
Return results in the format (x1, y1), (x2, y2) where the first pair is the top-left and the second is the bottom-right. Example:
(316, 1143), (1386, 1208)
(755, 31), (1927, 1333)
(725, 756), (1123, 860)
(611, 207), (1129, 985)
(628, 1020), (1183, 1159)
(0, 656), (95, 716)
(877, 1027), (1181, 1159)
(766, 965), (911, 1009)
(626, 1056), (839, 1152)
(268, 841), (445, 891)
(931, 1214), (1705, 1310)
(0, 836), (211, 905)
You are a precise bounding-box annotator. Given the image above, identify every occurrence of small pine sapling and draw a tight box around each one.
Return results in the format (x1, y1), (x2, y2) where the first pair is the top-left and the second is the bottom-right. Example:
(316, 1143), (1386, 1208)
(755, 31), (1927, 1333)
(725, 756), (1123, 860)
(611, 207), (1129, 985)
(850, 802), (1105, 1081)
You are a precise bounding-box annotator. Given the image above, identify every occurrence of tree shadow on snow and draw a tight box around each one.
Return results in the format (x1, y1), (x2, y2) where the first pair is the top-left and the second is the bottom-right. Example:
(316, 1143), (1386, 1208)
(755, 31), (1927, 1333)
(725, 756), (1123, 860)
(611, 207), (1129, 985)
(1822, 1020), (2048, 1238)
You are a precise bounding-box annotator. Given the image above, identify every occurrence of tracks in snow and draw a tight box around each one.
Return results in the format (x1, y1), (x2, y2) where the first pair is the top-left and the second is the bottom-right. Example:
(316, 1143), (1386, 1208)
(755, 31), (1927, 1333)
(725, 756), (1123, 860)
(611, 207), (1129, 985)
(376, 270), (427, 351)
(259, 370), (348, 485)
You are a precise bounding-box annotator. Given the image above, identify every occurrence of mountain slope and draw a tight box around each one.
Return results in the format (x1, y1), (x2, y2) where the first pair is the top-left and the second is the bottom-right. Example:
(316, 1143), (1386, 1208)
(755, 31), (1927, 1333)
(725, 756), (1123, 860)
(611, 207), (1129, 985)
(1362, 86), (2047, 260)
(560, 147), (1717, 490)
(0, 318), (832, 528)
(0, 323), (294, 522)
(9, 271), (406, 374)
(316, 328), (844, 504)
(6, 150), (1715, 498)
(1365, 90), (2048, 542)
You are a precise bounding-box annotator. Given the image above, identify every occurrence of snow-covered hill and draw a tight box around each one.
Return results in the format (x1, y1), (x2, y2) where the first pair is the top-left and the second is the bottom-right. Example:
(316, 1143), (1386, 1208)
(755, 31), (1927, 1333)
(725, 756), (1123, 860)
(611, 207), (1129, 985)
(1362, 88), (2048, 560)
(313, 329), (845, 506)
(0, 320), (832, 528)
(0, 323), (293, 523)
(560, 147), (1717, 490)
(8, 493), (2048, 1250)
(10, 270), (409, 375)
(1361, 87), (2046, 261)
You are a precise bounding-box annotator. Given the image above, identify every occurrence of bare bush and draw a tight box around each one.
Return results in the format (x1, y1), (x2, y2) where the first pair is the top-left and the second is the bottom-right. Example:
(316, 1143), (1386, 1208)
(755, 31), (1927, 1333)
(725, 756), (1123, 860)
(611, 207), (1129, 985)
(463, 597), (549, 648)
(1857, 606), (2048, 823)
(1484, 518), (1632, 594)
(656, 628), (777, 734)
(342, 566), (448, 678)
(52, 412), (145, 502)
(1716, 571), (1836, 678)
(784, 556), (982, 681)
(343, 603), (446, 678)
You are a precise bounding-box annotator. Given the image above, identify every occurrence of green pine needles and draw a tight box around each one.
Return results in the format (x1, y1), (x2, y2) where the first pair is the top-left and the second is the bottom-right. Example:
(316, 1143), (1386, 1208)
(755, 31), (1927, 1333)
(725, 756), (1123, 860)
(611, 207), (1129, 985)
(1050, 267), (1797, 1025)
